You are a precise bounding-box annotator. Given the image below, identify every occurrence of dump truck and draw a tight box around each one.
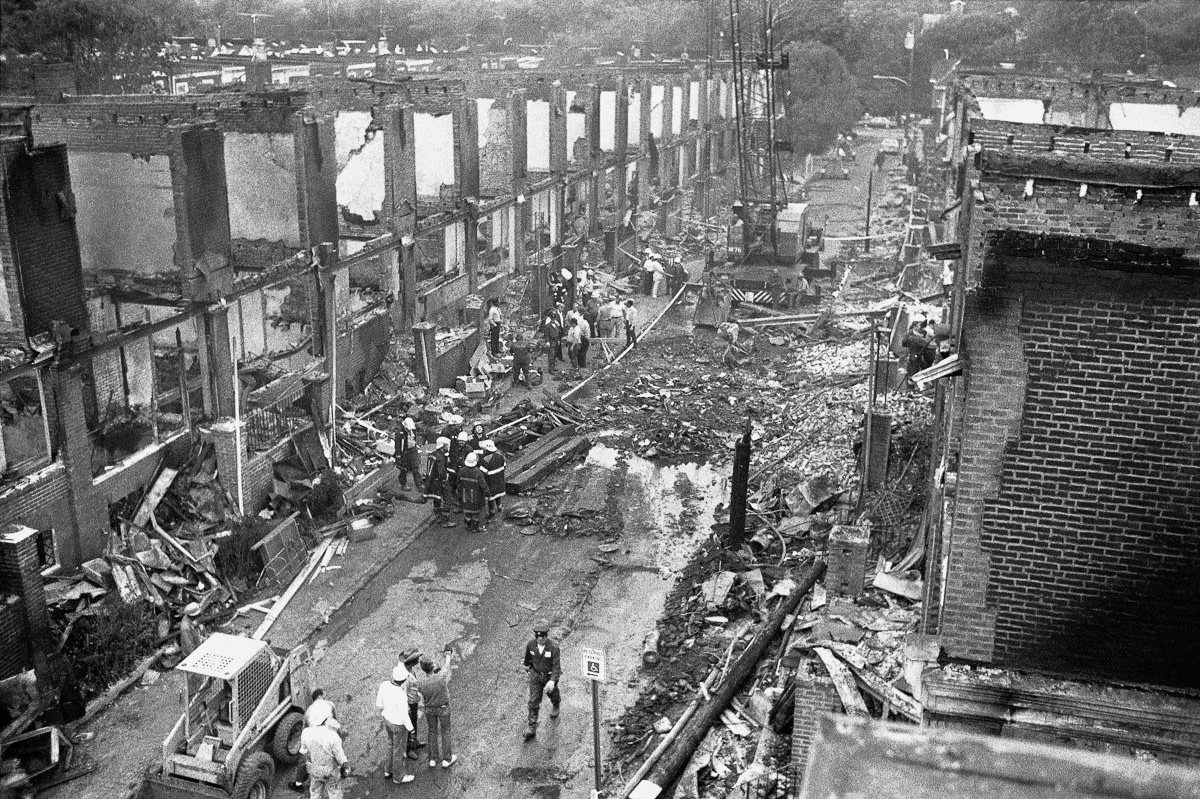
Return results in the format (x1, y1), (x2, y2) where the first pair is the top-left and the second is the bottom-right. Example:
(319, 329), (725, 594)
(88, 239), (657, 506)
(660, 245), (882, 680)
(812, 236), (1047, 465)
(139, 633), (313, 799)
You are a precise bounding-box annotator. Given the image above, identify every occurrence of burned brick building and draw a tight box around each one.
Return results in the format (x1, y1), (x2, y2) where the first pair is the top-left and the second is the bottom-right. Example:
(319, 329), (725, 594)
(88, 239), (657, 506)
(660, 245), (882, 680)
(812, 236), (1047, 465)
(0, 50), (736, 657)
(918, 69), (1200, 755)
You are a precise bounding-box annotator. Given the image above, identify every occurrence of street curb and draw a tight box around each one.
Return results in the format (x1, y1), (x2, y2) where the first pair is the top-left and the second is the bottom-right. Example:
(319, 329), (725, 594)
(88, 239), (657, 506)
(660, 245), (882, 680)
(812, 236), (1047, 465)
(291, 508), (436, 645)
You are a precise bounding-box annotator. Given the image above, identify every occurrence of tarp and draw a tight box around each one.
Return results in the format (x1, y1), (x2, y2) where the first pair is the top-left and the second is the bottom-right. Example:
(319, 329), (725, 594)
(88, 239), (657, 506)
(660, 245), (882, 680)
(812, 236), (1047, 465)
(975, 97), (1044, 124)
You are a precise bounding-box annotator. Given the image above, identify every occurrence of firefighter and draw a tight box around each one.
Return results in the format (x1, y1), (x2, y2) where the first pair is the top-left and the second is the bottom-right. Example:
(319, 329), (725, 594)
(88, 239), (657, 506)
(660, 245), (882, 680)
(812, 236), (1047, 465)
(479, 440), (506, 517)
(458, 452), (488, 532)
(423, 437), (455, 527)
(393, 416), (421, 492)
(447, 431), (471, 505)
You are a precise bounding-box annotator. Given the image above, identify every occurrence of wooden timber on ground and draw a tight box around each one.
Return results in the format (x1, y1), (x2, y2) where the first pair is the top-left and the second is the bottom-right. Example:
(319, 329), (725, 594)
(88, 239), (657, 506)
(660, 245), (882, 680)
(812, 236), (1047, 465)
(505, 434), (591, 493)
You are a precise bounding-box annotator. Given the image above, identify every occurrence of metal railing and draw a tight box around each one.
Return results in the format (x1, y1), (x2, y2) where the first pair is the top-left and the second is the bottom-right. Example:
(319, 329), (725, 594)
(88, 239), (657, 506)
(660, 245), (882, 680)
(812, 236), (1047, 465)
(243, 396), (311, 453)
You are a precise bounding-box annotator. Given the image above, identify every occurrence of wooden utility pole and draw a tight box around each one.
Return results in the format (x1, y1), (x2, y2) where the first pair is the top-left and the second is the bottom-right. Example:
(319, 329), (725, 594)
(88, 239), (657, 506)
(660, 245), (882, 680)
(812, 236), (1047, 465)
(631, 560), (827, 798)
(728, 418), (752, 548)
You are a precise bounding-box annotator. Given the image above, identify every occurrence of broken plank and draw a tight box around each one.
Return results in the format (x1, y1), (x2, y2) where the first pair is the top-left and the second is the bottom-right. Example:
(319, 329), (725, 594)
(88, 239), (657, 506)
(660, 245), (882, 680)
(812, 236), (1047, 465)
(819, 641), (923, 723)
(872, 571), (923, 601)
(506, 436), (591, 493)
(814, 647), (869, 717)
(132, 467), (180, 528)
(252, 540), (331, 641)
(507, 424), (577, 468)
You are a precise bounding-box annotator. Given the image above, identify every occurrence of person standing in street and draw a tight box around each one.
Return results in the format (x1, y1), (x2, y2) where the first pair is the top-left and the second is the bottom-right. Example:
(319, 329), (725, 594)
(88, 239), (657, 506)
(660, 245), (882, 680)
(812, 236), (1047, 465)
(486, 298), (503, 356)
(448, 431), (471, 507)
(398, 650), (425, 758)
(376, 664), (416, 784)
(606, 295), (624, 338)
(540, 307), (564, 374)
(650, 255), (667, 298)
(511, 332), (533, 387)
(423, 437), (455, 527)
(415, 650), (457, 770)
(479, 440), (506, 517)
(565, 317), (582, 370)
(623, 300), (639, 349)
(522, 619), (561, 740)
(393, 416), (421, 493)
(458, 451), (488, 532)
(577, 313), (591, 369)
(300, 712), (349, 799)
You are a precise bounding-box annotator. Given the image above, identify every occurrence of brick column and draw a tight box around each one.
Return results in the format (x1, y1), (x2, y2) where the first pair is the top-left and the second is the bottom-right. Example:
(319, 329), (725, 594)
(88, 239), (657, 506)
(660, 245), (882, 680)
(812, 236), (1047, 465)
(0, 525), (51, 674)
(614, 79), (630, 229)
(295, 109), (339, 252)
(382, 102), (418, 329)
(47, 365), (107, 568)
(637, 80), (653, 213)
(790, 663), (842, 778)
(454, 99), (481, 292)
(210, 418), (249, 515)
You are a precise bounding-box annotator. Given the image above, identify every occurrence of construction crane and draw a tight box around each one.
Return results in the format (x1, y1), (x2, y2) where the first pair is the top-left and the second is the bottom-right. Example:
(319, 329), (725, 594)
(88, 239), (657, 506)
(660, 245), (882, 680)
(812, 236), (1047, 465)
(719, 0), (824, 307)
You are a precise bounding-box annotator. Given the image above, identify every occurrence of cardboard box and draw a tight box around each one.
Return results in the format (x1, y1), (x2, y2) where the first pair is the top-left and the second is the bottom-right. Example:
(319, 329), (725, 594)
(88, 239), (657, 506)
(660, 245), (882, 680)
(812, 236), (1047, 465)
(456, 376), (489, 397)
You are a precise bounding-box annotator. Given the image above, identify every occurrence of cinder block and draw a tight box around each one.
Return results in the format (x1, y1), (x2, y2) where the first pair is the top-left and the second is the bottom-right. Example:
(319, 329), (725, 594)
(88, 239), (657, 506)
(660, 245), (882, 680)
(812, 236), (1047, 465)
(826, 523), (871, 598)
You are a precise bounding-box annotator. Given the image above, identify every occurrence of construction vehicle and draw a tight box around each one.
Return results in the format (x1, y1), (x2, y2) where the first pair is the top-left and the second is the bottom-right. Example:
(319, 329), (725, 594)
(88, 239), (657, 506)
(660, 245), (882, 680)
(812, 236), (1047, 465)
(717, 0), (827, 312)
(139, 633), (313, 799)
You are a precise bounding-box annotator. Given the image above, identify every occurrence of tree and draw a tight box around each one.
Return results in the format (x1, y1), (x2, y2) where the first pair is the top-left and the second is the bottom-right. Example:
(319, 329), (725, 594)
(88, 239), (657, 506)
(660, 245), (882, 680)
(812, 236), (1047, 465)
(783, 40), (860, 156)
(2, 0), (196, 93)
(1018, 1), (1145, 68)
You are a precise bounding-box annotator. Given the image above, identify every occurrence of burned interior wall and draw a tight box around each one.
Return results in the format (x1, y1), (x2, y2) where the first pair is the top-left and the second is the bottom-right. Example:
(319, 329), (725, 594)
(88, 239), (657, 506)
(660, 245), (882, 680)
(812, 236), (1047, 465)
(477, 97), (513, 197)
(224, 132), (302, 249)
(69, 152), (176, 288)
(941, 169), (1200, 688)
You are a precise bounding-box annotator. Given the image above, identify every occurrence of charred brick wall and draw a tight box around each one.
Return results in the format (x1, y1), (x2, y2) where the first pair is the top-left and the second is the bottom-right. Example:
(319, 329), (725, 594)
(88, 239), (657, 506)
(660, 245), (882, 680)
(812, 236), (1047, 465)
(0, 141), (88, 340)
(942, 170), (1200, 685)
(790, 664), (842, 777)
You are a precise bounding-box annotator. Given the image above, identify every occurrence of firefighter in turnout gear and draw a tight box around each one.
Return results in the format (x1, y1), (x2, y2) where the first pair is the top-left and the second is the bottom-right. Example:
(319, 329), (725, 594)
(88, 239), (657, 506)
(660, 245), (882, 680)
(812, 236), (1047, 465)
(479, 440), (506, 517)
(522, 619), (561, 740)
(423, 437), (455, 527)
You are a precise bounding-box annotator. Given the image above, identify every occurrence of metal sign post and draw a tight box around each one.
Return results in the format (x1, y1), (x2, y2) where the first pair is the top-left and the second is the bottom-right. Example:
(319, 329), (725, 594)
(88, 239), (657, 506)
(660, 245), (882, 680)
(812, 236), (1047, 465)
(581, 647), (606, 793)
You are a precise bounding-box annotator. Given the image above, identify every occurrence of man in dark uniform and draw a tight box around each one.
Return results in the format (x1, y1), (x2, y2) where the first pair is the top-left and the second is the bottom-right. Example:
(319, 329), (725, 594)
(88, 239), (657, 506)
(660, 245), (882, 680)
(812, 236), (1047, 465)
(423, 437), (455, 527)
(479, 440), (506, 517)
(447, 431), (471, 506)
(393, 416), (421, 492)
(522, 619), (561, 740)
(458, 452), (488, 532)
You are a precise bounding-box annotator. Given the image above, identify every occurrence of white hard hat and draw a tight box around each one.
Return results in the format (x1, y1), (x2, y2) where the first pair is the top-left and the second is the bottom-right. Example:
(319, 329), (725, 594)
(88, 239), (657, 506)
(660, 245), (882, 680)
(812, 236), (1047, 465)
(403, 417), (416, 431)
(481, 440), (497, 452)
(392, 664), (409, 683)
(436, 436), (451, 449)
(457, 431), (470, 441)
(464, 452), (479, 467)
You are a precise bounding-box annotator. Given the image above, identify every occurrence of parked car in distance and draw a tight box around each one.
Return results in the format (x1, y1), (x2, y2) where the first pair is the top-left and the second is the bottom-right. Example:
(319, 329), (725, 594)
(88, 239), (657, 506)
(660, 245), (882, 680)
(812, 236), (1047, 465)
(863, 115), (895, 128)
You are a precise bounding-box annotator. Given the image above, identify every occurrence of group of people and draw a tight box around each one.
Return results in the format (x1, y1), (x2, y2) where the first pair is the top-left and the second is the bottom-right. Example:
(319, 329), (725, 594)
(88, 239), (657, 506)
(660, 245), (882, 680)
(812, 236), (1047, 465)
(295, 647), (456, 798)
(539, 295), (641, 375)
(392, 412), (507, 531)
(901, 318), (954, 388)
(297, 619), (565, 797)
(640, 249), (688, 299)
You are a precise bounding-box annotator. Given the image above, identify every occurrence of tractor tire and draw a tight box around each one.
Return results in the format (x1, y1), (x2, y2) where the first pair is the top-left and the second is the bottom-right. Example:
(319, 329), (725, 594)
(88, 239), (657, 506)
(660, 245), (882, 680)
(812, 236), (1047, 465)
(270, 711), (305, 765)
(231, 751), (274, 799)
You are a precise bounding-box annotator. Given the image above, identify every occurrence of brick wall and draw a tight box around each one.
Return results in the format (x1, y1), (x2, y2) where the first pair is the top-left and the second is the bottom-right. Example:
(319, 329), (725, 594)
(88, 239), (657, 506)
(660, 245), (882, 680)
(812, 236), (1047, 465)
(790, 663), (842, 777)
(0, 595), (26, 679)
(0, 525), (51, 678)
(942, 258), (1200, 686)
(336, 312), (391, 400)
(964, 177), (1200, 288)
(0, 142), (89, 339)
(0, 464), (72, 564)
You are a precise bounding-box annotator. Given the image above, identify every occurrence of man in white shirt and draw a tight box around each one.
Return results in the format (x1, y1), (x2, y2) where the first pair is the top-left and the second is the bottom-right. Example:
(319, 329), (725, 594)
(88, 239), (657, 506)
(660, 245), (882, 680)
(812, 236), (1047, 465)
(577, 315), (591, 368)
(300, 715), (348, 799)
(376, 664), (415, 784)
(623, 300), (639, 349)
(305, 689), (340, 731)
